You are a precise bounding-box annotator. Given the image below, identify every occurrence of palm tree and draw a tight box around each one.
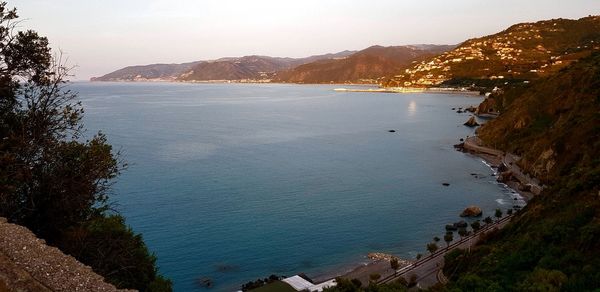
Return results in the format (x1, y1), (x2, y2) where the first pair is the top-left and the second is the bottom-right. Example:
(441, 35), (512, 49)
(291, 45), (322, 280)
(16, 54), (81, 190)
(390, 257), (400, 277)
(458, 227), (468, 239)
(484, 216), (493, 224)
(470, 220), (481, 233)
(444, 232), (453, 249)
(426, 242), (439, 255)
(495, 208), (503, 221)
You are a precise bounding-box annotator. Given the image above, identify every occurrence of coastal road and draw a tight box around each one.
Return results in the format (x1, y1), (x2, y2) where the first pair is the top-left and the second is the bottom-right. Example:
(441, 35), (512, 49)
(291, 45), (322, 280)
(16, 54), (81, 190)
(378, 214), (514, 288)
(463, 137), (542, 194)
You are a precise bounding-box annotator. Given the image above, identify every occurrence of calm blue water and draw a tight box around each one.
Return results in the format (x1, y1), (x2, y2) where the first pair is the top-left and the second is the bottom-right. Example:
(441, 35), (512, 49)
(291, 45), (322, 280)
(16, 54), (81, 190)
(74, 82), (519, 291)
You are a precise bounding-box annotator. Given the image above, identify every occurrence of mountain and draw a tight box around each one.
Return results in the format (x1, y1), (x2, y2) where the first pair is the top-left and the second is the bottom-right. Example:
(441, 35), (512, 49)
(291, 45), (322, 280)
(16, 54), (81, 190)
(444, 53), (600, 291)
(90, 61), (202, 82)
(91, 51), (355, 82)
(275, 45), (454, 84)
(177, 55), (294, 81)
(384, 16), (600, 87)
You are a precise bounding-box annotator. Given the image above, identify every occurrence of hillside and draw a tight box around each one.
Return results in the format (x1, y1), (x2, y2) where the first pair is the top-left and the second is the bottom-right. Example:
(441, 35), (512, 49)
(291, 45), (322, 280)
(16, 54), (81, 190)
(443, 53), (600, 291)
(384, 16), (600, 88)
(0, 217), (131, 292)
(92, 51), (355, 82)
(90, 61), (202, 82)
(276, 45), (454, 84)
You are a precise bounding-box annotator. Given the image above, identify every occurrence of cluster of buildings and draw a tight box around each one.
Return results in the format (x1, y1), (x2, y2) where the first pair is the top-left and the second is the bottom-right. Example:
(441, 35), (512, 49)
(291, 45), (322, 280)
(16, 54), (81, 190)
(387, 21), (600, 88)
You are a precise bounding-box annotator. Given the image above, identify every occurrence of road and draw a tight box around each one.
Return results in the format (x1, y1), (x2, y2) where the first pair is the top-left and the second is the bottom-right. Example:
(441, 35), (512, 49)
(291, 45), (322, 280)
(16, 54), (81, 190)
(378, 214), (514, 288)
(463, 136), (543, 195)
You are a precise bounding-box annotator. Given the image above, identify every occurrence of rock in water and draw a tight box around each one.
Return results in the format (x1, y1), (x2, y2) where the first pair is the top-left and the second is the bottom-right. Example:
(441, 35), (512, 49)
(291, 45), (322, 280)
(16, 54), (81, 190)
(465, 106), (477, 113)
(460, 206), (483, 217)
(464, 116), (479, 127)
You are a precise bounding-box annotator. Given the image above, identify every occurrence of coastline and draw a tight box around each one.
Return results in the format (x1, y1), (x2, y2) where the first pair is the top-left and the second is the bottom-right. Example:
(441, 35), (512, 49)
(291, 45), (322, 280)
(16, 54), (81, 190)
(311, 254), (412, 287)
(88, 80), (481, 95)
(457, 136), (543, 200)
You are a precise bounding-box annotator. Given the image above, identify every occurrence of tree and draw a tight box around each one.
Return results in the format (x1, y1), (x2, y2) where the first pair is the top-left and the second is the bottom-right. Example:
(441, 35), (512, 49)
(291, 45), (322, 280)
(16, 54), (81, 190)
(390, 257), (400, 276)
(507, 208), (513, 215)
(369, 273), (381, 283)
(416, 253), (422, 260)
(0, 3), (170, 291)
(484, 216), (493, 224)
(427, 242), (439, 255)
(495, 208), (503, 221)
(444, 232), (454, 248)
(471, 220), (481, 233)
(458, 227), (468, 239)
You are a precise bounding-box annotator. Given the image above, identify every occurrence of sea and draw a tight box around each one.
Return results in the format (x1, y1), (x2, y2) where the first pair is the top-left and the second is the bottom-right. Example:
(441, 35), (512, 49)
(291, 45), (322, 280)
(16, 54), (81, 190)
(74, 82), (523, 291)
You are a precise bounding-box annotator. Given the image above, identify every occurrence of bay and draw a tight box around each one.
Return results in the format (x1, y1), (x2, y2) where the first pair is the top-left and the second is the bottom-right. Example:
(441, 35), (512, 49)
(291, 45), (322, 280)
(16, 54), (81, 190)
(75, 82), (519, 291)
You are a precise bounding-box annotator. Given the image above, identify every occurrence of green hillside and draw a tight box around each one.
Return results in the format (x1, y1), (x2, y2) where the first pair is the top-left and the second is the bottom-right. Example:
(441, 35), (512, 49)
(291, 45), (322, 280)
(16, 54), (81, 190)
(442, 53), (600, 291)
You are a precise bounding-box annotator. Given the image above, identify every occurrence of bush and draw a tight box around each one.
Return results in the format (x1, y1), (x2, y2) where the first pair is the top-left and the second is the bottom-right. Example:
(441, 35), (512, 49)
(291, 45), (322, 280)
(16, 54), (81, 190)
(59, 215), (171, 291)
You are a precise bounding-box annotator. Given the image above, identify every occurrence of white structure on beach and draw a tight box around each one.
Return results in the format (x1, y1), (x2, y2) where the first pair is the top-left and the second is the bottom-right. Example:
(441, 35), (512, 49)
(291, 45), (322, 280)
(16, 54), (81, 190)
(282, 275), (337, 292)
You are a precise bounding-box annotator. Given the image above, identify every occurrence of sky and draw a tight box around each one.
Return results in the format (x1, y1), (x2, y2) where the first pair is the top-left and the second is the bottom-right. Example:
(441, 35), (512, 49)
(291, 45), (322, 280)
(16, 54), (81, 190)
(14, 0), (600, 80)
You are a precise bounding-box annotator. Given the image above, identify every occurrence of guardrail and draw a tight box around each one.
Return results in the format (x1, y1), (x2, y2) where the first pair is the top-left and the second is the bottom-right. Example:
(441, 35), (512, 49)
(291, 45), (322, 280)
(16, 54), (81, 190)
(378, 213), (514, 284)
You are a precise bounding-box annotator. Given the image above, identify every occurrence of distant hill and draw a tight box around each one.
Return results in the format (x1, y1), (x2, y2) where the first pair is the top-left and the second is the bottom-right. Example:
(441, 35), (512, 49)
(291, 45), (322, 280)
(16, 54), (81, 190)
(275, 45), (454, 84)
(91, 51), (355, 82)
(384, 16), (600, 87)
(90, 61), (202, 82)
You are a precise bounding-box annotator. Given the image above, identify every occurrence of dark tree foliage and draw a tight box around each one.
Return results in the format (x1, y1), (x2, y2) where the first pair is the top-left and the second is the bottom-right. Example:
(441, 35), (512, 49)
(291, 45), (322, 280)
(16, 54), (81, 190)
(0, 3), (171, 291)
(323, 277), (408, 292)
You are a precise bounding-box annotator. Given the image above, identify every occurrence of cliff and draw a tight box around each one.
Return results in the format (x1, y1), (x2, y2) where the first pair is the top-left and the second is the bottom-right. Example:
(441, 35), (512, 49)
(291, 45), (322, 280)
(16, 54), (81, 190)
(443, 52), (600, 291)
(0, 217), (133, 292)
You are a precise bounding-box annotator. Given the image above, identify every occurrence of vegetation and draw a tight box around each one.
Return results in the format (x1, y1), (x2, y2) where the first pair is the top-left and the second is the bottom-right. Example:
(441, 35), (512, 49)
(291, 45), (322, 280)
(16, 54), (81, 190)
(470, 220), (481, 232)
(390, 257), (400, 276)
(384, 16), (600, 89)
(494, 208), (503, 221)
(444, 232), (453, 248)
(323, 277), (408, 292)
(0, 3), (170, 291)
(443, 53), (600, 291)
(242, 275), (285, 291)
(426, 242), (439, 254)
(276, 45), (452, 84)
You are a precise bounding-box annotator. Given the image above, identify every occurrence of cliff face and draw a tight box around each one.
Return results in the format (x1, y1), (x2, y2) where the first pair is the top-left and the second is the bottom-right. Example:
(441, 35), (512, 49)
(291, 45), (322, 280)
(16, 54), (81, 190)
(477, 52), (600, 184)
(444, 53), (600, 292)
(0, 217), (133, 292)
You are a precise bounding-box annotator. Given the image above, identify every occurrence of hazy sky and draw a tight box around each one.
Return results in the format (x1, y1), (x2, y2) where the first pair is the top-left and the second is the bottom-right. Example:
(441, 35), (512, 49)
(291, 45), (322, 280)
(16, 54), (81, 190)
(14, 0), (600, 80)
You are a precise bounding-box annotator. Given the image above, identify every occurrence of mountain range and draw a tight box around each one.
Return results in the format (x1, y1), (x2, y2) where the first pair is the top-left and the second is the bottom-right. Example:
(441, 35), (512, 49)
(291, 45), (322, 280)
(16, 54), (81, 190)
(91, 51), (355, 82)
(90, 46), (452, 83)
(93, 16), (600, 88)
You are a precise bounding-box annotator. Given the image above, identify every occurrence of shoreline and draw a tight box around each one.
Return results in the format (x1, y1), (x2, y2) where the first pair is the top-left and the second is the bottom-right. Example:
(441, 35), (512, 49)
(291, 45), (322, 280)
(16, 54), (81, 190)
(310, 254), (412, 287)
(457, 136), (543, 200)
(87, 80), (481, 95)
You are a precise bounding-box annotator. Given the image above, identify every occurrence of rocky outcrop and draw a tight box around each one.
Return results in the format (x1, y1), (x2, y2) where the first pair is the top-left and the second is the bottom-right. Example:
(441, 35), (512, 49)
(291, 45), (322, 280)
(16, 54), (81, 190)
(0, 217), (133, 292)
(465, 106), (477, 113)
(464, 116), (479, 127)
(460, 206), (483, 217)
